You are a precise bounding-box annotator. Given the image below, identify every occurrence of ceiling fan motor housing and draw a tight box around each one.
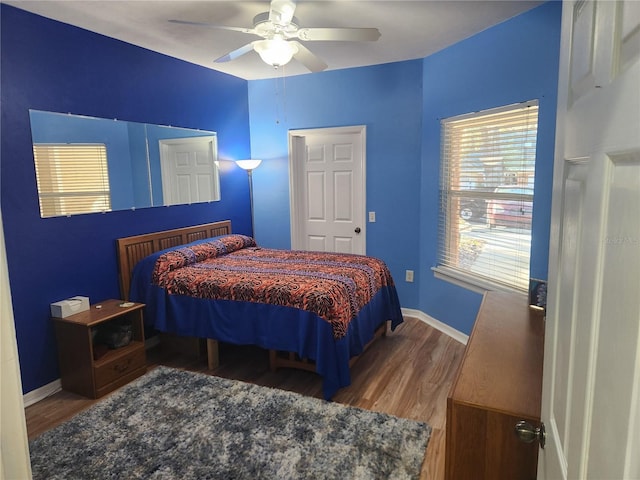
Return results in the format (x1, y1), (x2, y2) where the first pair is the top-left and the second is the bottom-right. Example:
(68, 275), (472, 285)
(253, 11), (300, 39)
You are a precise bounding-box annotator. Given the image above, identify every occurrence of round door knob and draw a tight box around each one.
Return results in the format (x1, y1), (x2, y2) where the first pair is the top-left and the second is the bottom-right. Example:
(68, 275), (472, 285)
(354, 227), (361, 234)
(514, 421), (546, 449)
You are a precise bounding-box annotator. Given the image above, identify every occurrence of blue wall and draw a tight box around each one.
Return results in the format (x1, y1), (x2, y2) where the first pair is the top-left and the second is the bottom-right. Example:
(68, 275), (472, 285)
(419, 1), (561, 333)
(2, 2), (562, 395)
(248, 61), (424, 309)
(0, 4), (252, 393)
(248, 1), (562, 334)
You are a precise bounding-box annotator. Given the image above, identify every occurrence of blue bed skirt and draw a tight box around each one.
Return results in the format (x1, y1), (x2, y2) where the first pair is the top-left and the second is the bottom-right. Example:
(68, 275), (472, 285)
(131, 281), (403, 399)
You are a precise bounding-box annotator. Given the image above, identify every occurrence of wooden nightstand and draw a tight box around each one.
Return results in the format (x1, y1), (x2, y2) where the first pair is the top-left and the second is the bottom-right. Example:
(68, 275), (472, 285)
(52, 299), (147, 398)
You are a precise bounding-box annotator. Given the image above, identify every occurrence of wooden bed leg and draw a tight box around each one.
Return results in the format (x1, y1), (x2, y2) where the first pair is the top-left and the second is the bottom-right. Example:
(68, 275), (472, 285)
(207, 339), (219, 370)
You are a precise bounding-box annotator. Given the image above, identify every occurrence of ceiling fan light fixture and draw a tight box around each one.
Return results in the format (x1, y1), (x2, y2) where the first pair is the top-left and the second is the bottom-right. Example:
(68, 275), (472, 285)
(254, 37), (297, 67)
(236, 159), (262, 171)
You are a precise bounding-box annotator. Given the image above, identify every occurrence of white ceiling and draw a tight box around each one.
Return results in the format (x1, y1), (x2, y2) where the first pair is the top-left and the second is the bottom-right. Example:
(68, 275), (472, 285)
(5, 0), (544, 80)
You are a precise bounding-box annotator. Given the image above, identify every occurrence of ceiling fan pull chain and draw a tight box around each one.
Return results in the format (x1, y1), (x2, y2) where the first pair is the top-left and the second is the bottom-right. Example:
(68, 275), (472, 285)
(274, 74), (281, 125)
(282, 66), (288, 125)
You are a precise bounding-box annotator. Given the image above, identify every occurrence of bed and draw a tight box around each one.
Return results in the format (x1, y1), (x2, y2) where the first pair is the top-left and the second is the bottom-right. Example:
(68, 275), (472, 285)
(117, 220), (403, 399)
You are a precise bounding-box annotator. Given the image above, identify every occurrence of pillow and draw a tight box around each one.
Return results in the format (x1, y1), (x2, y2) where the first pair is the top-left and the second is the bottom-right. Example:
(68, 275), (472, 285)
(152, 234), (256, 285)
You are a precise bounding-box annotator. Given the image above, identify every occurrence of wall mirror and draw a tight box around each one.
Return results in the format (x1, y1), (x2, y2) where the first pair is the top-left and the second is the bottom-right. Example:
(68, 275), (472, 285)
(29, 110), (220, 218)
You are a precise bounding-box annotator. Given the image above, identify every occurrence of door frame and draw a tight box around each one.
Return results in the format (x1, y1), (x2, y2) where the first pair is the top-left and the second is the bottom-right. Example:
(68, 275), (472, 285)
(288, 125), (367, 252)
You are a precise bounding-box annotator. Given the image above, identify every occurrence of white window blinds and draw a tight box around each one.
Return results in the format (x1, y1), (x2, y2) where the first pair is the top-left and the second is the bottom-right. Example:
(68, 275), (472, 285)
(33, 144), (111, 218)
(438, 101), (539, 292)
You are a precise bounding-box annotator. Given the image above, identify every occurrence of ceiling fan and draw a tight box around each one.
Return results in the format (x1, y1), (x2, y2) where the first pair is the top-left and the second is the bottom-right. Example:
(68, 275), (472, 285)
(169, 0), (381, 72)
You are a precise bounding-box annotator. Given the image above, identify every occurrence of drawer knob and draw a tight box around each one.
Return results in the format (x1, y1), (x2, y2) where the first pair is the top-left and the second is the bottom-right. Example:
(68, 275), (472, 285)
(514, 421), (546, 449)
(114, 358), (132, 373)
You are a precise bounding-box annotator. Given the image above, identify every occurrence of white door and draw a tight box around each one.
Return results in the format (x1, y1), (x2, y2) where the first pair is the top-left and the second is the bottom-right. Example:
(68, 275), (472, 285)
(160, 136), (219, 205)
(0, 210), (32, 478)
(289, 126), (366, 254)
(539, 1), (640, 479)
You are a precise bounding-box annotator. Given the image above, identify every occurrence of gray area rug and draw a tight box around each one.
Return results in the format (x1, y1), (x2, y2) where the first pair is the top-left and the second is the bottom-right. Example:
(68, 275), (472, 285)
(30, 366), (431, 479)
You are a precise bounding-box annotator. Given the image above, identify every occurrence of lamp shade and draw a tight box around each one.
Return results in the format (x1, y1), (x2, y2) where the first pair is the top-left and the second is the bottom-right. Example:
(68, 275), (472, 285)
(253, 37), (297, 67)
(236, 159), (262, 171)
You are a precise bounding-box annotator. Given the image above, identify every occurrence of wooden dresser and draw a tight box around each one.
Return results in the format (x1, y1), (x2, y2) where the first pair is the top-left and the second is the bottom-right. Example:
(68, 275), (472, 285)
(445, 291), (544, 480)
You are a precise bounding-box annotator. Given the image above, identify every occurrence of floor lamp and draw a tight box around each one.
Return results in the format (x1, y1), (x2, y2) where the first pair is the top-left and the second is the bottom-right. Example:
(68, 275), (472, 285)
(235, 159), (262, 236)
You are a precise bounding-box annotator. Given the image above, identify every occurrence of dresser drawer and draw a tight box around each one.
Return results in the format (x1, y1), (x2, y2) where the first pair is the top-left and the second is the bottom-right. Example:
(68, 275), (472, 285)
(94, 346), (146, 389)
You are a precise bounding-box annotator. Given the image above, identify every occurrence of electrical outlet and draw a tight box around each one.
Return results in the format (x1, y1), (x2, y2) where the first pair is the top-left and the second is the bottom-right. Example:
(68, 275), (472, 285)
(405, 270), (414, 282)
(368, 211), (376, 222)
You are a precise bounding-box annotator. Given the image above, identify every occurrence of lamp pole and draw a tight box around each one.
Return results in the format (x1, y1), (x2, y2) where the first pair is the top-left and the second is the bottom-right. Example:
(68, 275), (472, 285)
(235, 160), (262, 237)
(247, 168), (255, 236)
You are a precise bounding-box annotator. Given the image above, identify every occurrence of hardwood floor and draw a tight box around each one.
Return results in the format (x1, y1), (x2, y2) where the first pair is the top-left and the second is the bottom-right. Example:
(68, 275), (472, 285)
(25, 317), (465, 480)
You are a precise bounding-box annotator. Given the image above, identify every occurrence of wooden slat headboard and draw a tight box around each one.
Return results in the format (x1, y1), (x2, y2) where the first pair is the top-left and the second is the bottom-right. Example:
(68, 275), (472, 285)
(116, 220), (232, 300)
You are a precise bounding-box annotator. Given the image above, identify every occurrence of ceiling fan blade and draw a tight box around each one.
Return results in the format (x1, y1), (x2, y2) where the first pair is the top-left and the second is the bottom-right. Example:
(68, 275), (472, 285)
(297, 27), (381, 42)
(214, 42), (256, 63)
(169, 19), (256, 35)
(291, 41), (327, 72)
(268, 0), (296, 26)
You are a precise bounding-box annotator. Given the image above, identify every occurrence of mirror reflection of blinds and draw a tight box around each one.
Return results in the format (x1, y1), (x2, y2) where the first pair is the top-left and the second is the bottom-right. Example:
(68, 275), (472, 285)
(33, 144), (111, 218)
(439, 101), (539, 292)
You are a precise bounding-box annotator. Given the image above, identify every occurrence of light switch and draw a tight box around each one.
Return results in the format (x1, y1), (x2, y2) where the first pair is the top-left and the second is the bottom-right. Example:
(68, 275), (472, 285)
(368, 211), (376, 222)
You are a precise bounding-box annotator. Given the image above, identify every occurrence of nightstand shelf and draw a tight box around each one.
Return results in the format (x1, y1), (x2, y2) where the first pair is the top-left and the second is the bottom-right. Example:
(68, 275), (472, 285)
(52, 299), (147, 399)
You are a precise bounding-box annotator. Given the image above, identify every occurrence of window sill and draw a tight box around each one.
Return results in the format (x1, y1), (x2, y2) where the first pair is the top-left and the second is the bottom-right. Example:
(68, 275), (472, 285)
(432, 265), (525, 295)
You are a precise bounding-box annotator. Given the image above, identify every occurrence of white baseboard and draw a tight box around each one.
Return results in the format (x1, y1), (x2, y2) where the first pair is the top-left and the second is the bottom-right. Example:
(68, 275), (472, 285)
(23, 379), (61, 408)
(24, 336), (162, 408)
(401, 308), (469, 345)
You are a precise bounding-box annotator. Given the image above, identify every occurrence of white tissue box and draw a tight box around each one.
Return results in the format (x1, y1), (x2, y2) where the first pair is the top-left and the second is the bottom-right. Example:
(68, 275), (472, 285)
(50, 296), (90, 318)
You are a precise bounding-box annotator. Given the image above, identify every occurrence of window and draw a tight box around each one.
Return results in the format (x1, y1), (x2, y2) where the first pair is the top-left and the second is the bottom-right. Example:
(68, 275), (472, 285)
(436, 101), (539, 292)
(33, 144), (111, 218)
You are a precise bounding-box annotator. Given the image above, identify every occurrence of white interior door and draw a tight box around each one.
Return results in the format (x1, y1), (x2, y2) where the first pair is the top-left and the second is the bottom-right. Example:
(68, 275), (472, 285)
(160, 136), (219, 206)
(289, 126), (366, 254)
(539, 1), (640, 479)
(0, 209), (32, 478)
